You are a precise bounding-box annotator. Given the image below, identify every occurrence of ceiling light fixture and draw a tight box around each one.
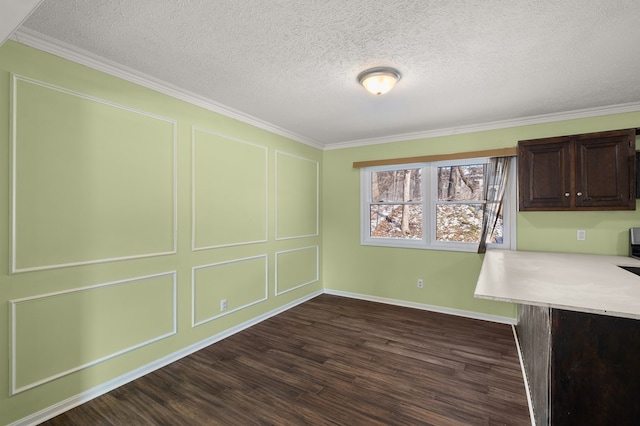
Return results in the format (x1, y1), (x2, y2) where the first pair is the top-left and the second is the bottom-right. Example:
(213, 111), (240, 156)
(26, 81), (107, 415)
(357, 67), (401, 95)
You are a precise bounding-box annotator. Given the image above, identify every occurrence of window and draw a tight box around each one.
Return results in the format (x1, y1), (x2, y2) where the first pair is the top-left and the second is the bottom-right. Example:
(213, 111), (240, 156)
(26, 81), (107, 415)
(361, 157), (515, 252)
(368, 167), (423, 240)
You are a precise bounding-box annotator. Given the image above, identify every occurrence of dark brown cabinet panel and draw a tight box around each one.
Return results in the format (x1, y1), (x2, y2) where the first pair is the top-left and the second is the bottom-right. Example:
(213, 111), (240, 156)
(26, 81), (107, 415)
(518, 129), (636, 211)
(517, 306), (640, 426)
(551, 309), (640, 426)
(518, 138), (571, 210)
(575, 133), (633, 208)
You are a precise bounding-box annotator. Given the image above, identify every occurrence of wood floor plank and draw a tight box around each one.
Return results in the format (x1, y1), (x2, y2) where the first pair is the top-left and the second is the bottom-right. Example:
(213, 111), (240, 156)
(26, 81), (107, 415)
(41, 294), (530, 425)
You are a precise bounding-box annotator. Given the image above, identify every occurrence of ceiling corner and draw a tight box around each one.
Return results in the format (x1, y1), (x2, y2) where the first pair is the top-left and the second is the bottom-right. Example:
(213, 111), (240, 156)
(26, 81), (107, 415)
(0, 0), (45, 46)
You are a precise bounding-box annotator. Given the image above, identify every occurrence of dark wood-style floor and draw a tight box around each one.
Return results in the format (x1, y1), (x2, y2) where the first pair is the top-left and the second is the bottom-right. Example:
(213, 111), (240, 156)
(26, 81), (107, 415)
(42, 294), (530, 425)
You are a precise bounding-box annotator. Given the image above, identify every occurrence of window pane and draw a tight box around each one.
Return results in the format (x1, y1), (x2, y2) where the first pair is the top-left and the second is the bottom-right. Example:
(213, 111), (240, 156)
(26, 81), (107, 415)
(436, 203), (483, 242)
(371, 169), (422, 202)
(370, 204), (422, 239)
(437, 165), (484, 201)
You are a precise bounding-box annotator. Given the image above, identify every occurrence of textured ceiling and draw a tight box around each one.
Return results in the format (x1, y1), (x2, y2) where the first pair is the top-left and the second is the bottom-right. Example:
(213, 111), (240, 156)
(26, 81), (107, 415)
(16, 0), (640, 147)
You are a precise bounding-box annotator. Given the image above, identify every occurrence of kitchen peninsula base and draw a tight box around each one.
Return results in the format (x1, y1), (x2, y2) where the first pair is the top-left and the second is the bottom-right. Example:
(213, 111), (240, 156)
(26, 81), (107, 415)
(475, 250), (640, 425)
(516, 305), (640, 425)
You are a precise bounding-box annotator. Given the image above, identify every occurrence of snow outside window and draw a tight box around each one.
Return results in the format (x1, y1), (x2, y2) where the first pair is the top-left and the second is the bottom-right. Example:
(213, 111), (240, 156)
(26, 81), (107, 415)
(360, 158), (516, 252)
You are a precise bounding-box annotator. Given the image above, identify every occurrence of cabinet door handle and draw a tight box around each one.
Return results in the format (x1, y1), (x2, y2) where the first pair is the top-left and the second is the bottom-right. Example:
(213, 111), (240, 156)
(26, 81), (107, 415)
(577, 192), (583, 196)
(564, 192), (571, 197)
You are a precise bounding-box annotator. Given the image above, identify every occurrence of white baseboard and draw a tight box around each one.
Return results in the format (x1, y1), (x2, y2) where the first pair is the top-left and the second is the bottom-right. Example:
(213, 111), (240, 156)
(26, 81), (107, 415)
(512, 325), (536, 426)
(11, 288), (516, 425)
(10, 290), (322, 426)
(323, 289), (517, 325)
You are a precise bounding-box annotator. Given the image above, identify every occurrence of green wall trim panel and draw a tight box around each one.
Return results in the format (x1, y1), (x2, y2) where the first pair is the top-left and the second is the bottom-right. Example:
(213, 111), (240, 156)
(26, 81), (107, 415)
(192, 255), (269, 327)
(11, 74), (177, 272)
(192, 127), (268, 250)
(9, 290), (324, 426)
(275, 246), (319, 296)
(10, 272), (176, 395)
(275, 151), (319, 240)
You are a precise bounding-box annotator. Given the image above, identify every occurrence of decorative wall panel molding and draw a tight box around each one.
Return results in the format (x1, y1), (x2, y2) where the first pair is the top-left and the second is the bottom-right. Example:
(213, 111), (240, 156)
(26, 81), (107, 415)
(191, 127), (268, 250)
(275, 151), (319, 240)
(10, 74), (177, 273)
(11, 289), (323, 426)
(9, 272), (177, 395)
(275, 246), (319, 296)
(192, 255), (268, 327)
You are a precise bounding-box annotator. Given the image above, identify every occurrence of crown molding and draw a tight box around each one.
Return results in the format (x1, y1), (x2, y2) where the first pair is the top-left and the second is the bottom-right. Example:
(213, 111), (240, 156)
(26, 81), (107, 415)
(324, 102), (640, 150)
(10, 28), (324, 150)
(10, 28), (640, 152)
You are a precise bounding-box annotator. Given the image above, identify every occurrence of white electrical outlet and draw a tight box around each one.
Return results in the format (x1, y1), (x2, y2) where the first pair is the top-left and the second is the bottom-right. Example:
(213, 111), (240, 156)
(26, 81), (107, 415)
(577, 230), (586, 241)
(417, 279), (424, 288)
(220, 299), (227, 311)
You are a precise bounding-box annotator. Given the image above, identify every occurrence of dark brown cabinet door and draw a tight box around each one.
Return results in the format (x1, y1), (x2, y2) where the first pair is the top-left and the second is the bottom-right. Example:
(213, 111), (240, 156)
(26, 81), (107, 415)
(518, 137), (571, 210)
(575, 130), (635, 209)
(518, 129), (636, 211)
(551, 309), (640, 426)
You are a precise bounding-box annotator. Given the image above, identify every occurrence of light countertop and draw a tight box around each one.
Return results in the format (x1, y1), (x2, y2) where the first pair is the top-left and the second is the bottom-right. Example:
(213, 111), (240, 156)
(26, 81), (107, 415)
(475, 250), (640, 320)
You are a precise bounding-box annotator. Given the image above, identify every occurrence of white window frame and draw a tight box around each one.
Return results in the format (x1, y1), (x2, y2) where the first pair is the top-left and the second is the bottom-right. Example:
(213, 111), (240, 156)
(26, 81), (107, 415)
(360, 157), (516, 252)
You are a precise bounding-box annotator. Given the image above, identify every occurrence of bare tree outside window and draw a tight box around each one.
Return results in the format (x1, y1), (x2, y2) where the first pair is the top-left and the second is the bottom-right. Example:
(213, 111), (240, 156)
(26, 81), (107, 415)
(363, 160), (508, 248)
(369, 168), (422, 239)
(436, 165), (502, 243)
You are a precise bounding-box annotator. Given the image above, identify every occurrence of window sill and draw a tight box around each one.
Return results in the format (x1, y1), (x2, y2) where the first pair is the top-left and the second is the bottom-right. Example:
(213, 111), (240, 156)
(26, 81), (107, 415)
(361, 239), (508, 253)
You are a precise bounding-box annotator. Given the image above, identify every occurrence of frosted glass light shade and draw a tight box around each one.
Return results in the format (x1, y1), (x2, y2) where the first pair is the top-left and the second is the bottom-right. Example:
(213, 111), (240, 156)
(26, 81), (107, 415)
(357, 67), (401, 95)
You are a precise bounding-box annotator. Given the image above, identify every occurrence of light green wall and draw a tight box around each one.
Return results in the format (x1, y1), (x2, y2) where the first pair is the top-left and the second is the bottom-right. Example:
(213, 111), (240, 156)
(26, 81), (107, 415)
(0, 41), (322, 424)
(13, 75), (176, 270)
(322, 115), (640, 319)
(2, 38), (640, 424)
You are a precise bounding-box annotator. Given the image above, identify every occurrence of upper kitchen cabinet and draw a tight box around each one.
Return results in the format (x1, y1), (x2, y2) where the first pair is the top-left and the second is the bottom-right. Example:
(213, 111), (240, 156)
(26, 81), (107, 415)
(518, 128), (637, 211)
